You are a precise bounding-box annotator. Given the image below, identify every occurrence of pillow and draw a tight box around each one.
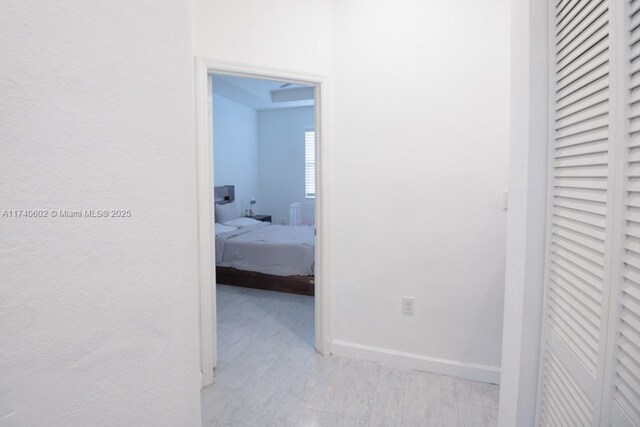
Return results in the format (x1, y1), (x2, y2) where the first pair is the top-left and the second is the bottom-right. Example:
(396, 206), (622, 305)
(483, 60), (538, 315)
(215, 223), (237, 236)
(223, 217), (262, 228)
(215, 201), (240, 223)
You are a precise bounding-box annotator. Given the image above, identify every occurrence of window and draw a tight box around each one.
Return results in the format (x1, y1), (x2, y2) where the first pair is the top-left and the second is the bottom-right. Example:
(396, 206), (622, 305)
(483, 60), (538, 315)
(305, 130), (315, 199)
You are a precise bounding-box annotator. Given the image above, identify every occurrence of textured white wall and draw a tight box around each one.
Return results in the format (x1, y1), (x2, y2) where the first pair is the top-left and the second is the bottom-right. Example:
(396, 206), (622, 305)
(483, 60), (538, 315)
(213, 94), (259, 213)
(0, 1), (201, 425)
(192, 0), (510, 382)
(258, 107), (315, 225)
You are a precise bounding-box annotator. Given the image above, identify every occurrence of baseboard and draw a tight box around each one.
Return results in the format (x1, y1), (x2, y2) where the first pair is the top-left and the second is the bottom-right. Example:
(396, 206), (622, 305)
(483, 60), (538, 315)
(331, 340), (500, 384)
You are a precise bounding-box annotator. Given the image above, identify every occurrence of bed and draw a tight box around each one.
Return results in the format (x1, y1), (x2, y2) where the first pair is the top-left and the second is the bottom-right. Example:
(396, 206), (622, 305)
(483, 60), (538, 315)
(214, 185), (315, 296)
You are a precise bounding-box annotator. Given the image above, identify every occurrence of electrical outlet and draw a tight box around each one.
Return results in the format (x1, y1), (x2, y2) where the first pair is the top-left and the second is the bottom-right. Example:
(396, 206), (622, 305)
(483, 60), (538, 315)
(402, 296), (414, 315)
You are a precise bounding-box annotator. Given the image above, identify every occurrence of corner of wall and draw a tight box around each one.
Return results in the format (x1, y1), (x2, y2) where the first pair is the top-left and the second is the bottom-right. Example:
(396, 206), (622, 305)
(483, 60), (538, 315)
(497, 0), (549, 425)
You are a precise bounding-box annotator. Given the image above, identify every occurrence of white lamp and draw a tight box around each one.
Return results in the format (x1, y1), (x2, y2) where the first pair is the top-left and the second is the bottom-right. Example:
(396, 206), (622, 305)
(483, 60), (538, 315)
(247, 197), (256, 217)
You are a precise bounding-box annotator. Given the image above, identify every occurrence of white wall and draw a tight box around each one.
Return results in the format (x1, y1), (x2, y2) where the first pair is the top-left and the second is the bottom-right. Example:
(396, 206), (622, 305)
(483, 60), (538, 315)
(257, 107), (315, 225)
(498, 0), (548, 424)
(193, 0), (510, 383)
(329, 0), (510, 382)
(192, 0), (332, 76)
(213, 93), (259, 213)
(0, 1), (201, 425)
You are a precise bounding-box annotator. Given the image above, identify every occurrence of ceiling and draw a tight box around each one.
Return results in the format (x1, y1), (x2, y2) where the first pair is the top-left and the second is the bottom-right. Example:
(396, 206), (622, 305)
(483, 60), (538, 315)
(212, 75), (315, 110)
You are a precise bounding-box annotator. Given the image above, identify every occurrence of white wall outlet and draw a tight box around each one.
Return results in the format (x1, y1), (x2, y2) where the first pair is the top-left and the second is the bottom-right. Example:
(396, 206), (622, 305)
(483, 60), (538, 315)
(402, 296), (414, 315)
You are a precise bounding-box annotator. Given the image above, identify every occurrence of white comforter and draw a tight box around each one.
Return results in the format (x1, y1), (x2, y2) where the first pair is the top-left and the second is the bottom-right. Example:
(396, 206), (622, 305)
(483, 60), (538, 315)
(215, 222), (315, 276)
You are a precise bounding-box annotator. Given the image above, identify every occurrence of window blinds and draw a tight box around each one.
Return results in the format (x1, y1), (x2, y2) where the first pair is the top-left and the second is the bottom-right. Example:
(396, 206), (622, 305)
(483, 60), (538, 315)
(305, 131), (315, 199)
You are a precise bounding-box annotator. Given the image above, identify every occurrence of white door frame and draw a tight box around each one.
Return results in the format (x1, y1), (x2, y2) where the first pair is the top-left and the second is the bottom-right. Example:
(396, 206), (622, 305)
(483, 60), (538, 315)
(194, 57), (331, 387)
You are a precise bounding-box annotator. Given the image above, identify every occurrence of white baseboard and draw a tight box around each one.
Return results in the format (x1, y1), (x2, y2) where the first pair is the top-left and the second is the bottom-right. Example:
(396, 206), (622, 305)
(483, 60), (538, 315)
(331, 340), (500, 384)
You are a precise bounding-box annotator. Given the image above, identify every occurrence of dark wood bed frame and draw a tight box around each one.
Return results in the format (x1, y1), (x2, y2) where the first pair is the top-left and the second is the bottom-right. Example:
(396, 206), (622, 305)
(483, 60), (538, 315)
(216, 267), (315, 296)
(214, 184), (315, 296)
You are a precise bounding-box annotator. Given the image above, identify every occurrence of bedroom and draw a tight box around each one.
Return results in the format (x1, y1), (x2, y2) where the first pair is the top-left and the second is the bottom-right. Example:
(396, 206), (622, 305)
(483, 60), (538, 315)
(211, 74), (319, 375)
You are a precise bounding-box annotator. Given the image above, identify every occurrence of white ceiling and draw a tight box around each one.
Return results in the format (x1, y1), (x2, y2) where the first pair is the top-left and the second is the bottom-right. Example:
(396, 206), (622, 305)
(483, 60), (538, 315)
(212, 75), (315, 110)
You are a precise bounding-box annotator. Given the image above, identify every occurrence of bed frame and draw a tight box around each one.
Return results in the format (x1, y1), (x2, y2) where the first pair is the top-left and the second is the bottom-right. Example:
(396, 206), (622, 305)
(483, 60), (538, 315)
(214, 185), (315, 296)
(216, 267), (314, 296)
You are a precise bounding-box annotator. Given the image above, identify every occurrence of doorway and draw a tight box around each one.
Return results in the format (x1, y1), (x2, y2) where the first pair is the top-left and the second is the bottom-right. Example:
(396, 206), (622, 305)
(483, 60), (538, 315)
(194, 59), (329, 387)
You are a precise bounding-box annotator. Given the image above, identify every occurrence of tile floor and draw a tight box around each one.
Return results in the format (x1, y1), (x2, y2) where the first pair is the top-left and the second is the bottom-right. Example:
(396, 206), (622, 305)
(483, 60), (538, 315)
(201, 285), (499, 426)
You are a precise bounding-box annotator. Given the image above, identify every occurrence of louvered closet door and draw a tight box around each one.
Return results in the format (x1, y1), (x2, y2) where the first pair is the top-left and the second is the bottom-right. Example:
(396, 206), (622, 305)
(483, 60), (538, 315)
(539, 1), (613, 425)
(602, 1), (640, 425)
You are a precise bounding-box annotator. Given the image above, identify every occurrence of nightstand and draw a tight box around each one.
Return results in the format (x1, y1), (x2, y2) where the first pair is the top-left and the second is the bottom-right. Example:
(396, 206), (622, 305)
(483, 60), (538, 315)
(251, 214), (272, 222)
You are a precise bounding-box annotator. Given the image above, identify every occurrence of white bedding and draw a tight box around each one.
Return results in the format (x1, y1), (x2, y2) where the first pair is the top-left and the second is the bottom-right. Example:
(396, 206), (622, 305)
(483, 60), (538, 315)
(215, 222), (315, 276)
(215, 223), (238, 236)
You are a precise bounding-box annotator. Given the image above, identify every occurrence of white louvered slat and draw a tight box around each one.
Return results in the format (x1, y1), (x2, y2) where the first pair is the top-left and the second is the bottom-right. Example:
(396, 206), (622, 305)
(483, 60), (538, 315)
(556, 88), (608, 121)
(629, 85), (640, 105)
(557, 1), (607, 53)
(551, 256), (603, 295)
(554, 177), (608, 191)
(631, 75), (640, 96)
(607, 3), (640, 424)
(554, 186), (608, 203)
(550, 260), (603, 303)
(558, 49), (608, 94)
(553, 205), (607, 229)
(555, 113), (608, 138)
(552, 234), (604, 267)
(556, 1), (585, 33)
(538, 0), (640, 424)
(631, 104), (640, 122)
(539, 1), (611, 425)
(557, 14), (608, 68)
(587, 1), (640, 425)
(540, 348), (594, 426)
(632, 54), (640, 75)
(556, 78), (609, 114)
(553, 165), (608, 179)
(559, 152), (607, 169)
(555, 100), (608, 129)
(631, 43), (640, 65)
(550, 284), (600, 340)
(550, 269), (602, 316)
(630, 146), (640, 159)
(557, 27), (609, 74)
(552, 222), (605, 252)
(626, 222), (640, 239)
(627, 209), (640, 223)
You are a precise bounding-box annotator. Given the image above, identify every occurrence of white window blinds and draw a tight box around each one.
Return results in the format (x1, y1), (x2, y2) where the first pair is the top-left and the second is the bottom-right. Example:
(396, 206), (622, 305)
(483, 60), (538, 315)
(305, 131), (315, 199)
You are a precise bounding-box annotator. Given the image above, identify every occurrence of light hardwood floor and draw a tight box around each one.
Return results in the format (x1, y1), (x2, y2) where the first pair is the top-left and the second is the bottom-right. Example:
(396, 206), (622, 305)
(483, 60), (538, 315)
(202, 285), (499, 427)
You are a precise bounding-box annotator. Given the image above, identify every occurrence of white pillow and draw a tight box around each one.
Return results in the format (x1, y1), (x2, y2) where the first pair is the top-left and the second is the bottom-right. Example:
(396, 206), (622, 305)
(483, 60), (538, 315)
(215, 223), (237, 236)
(215, 201), (240, 223)
(223, 217), (262, 228)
